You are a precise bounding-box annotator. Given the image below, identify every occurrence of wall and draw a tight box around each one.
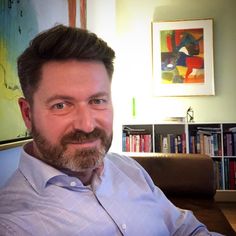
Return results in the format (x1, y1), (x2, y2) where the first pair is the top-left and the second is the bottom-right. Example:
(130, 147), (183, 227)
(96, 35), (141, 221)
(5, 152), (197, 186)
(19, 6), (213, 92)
(1, 0), (235, 182)
(111, 0), (236, 151)
(0, 0), (117, 186)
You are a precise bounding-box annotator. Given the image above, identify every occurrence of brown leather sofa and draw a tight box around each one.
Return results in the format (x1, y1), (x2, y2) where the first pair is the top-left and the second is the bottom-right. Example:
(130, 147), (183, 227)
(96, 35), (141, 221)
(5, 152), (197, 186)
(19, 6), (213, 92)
(129, 153), (236, 236)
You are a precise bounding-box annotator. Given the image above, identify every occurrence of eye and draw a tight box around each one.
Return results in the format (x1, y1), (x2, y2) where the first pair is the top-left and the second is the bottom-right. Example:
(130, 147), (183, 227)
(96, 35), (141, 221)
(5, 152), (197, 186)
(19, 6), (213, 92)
(50, 101), (73, 115)
(90, 98), (106, 105)
(89, 97), (110, 110)
(51, 101), (73, 111)
(53, 102), (66, 110)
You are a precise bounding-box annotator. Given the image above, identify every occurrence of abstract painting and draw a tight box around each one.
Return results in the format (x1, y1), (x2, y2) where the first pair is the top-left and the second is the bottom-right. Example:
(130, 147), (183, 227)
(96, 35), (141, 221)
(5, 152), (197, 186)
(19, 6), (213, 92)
(152, 19), (214, 96)
(0, 0), (86, 150)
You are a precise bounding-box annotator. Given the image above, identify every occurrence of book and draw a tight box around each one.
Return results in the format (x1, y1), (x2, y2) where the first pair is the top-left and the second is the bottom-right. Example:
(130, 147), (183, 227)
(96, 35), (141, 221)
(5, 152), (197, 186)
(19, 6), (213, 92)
(232, 132), (236, 156)
(229, 160), (236, 190)
(226, 133), (233, 156)
(162, 137), (168, 153)
(224, 159), (229, 189)
(229, 127), (236, 133)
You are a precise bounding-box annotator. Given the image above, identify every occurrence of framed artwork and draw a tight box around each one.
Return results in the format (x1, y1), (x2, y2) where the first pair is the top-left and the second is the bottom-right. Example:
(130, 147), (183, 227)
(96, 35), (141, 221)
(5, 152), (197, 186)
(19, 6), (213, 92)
(152, 19), (214, 96)
(0, 0), (86, 150)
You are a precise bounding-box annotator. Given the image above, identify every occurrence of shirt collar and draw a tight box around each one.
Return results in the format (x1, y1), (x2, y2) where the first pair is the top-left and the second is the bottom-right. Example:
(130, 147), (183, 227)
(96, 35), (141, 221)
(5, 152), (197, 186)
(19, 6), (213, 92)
(19, 142), (106, 194)
(19, 142), (75, 194)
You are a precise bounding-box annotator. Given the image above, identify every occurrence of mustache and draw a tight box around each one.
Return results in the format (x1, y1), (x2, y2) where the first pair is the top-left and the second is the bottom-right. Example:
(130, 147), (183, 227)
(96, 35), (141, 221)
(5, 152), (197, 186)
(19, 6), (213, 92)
(61, 128), (106, 145)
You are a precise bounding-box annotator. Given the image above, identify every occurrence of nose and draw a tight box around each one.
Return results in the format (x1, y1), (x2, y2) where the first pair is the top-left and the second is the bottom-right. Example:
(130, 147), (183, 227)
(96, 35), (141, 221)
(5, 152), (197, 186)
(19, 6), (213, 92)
(72, 105), (95, 133)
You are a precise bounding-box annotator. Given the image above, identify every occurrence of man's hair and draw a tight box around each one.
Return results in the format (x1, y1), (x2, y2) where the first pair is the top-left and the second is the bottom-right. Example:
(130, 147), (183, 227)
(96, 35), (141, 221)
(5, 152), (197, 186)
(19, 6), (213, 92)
(17, 24), (115, 103)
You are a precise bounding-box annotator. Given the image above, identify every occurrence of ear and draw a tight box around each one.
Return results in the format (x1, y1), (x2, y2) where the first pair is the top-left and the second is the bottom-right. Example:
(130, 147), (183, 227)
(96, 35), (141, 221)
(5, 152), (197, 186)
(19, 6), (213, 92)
(18, 97), (32, 131)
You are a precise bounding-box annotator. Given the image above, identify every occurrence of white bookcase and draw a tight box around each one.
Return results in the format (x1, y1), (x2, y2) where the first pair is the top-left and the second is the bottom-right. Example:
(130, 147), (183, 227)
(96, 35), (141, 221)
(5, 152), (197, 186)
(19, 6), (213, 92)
(122, 121), (236, 201)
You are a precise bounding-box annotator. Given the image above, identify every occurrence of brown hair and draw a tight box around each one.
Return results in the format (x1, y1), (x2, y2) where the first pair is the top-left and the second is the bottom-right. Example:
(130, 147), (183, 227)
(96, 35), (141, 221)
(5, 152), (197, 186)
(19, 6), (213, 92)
(17, 24), (115, 103)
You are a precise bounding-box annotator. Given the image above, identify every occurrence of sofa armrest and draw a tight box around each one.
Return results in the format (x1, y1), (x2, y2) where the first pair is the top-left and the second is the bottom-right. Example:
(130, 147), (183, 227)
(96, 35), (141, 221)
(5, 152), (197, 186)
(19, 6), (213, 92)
(131, 154), (216, 198)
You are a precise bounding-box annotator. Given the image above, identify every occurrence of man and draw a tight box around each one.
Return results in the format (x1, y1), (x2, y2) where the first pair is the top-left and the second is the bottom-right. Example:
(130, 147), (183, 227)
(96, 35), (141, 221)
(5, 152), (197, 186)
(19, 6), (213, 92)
(0, 25), (222, 235)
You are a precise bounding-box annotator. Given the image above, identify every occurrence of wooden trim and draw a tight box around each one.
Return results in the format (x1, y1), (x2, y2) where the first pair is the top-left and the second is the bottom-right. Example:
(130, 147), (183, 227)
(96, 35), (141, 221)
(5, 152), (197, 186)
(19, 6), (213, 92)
(0, 139), (32, 151)
(80, 0), (87, 29)
(68, 0), (76, 27)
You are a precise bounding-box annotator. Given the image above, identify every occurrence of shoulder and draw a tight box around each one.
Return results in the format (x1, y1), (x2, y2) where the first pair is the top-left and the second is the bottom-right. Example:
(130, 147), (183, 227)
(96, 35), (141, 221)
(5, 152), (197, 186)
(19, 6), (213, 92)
(0, 169), (26, 194)
(106, 152), (136, 164)
(0, 170), (34, 235)
(0, 168), (29, 190)
(105, 152), (144, 172)
(104, 152), (156, 190)
(0, 169), (34, 212)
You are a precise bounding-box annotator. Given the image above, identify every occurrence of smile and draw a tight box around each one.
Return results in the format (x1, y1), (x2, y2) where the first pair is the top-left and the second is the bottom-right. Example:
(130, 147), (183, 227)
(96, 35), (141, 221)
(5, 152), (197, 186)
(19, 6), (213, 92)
(67, 139), (100, 148)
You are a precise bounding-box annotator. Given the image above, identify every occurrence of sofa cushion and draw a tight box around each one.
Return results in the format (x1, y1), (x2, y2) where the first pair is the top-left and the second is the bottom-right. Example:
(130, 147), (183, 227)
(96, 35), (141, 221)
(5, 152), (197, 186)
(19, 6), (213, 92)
(132, 155), (216, 198)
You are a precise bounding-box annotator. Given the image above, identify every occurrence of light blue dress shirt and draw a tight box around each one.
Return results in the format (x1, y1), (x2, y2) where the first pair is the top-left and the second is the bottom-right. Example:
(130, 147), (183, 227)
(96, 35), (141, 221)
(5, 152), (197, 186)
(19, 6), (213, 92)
(0, 144), (222, 235)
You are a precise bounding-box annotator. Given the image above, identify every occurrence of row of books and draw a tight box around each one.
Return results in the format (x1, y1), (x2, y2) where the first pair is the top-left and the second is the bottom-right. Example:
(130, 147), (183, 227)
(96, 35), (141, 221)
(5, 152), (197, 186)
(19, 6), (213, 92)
(213, 159), (236, 190)
(189, 128), (236, 156)
(214, 160), (223, 189)
(122, 131), (186, 153)
(122, 133), (152, 152)
(223, 131), (236, 156)
(189, 132), (222, 156)
(155, 133), (186, 153)
(224, 159), (236, 190)
(123, 126), (236, 156)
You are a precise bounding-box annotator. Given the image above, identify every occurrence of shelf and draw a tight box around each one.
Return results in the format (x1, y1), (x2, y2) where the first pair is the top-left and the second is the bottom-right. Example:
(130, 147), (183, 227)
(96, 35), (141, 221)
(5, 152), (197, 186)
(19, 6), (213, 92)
(215, 190), (236, 202)
(123, 152), (207, 158)
(122, 122), (236, 193)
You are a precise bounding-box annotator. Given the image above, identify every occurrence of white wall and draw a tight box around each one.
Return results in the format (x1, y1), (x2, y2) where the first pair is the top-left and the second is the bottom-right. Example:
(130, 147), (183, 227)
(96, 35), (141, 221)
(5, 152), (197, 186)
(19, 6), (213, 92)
(1, 0), (235, 174)
(112, 0), (236, 152)
(86, 0), (121, 152)
(115, 0), (236, 120)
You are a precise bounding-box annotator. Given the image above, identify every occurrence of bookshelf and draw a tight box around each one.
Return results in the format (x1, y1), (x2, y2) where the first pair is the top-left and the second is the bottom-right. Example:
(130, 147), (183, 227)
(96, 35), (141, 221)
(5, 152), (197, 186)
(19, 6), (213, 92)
(122, 122), (186, 155)
(122, 122), (236, 198)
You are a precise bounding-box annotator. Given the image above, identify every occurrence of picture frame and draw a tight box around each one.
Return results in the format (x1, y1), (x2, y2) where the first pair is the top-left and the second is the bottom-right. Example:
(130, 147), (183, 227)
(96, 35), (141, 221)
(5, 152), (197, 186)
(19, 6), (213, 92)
(0, 0), (86, 150)
(152, 19), (215, 96)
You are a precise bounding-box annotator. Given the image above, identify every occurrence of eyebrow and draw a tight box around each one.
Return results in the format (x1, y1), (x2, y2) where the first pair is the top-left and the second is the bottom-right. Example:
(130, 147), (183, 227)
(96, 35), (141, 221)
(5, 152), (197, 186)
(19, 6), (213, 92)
(45, 95), (75, 104)
(89, 92), (110, 99)
(45, 92), (110, 104)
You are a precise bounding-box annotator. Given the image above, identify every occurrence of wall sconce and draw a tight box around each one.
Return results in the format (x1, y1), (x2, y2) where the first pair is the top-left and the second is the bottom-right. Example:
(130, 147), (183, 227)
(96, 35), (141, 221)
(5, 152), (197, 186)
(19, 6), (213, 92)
(186, 107), (194, 122)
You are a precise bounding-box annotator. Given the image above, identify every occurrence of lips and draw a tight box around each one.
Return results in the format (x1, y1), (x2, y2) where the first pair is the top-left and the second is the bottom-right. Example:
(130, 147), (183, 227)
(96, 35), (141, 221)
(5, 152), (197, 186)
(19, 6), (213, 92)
(66, 138), (101, 149)
(66, 137), (99, 144)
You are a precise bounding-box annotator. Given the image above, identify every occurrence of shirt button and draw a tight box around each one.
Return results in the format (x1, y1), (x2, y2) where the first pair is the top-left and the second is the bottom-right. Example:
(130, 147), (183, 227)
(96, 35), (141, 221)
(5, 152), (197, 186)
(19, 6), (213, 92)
(121, 223), (127, 231)
(70, 181), (77, 187)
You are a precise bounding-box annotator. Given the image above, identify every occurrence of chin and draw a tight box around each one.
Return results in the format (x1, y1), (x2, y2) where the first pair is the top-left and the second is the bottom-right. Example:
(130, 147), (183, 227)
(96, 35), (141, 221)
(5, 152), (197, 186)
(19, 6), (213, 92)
(60, 146), (105, 172)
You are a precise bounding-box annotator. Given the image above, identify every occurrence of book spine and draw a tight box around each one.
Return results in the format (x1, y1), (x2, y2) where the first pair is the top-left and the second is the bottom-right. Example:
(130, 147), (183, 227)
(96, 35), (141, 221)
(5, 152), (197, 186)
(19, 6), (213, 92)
(229, 160), (235, 190)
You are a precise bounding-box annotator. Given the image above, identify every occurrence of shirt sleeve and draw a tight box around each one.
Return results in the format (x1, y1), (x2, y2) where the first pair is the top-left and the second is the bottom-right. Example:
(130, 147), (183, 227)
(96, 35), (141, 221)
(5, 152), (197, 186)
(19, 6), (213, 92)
(151, 181), (224, 235)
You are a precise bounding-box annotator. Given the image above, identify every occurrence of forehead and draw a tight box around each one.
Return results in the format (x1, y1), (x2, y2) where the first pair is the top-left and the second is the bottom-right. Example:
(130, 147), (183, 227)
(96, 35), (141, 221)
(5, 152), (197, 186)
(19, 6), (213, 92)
(41, 59), (109, 80)
(38, 60), (111, 94)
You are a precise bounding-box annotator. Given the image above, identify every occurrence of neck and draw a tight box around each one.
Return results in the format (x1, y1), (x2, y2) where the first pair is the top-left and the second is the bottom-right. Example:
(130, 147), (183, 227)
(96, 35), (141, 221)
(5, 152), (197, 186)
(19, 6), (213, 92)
(62, 165), (104, 185)
(25, 142), (104, 185)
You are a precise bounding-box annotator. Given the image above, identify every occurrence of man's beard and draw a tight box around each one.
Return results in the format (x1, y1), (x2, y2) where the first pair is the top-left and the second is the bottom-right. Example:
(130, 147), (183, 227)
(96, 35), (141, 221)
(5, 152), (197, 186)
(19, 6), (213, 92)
(31, 123), (112, 173)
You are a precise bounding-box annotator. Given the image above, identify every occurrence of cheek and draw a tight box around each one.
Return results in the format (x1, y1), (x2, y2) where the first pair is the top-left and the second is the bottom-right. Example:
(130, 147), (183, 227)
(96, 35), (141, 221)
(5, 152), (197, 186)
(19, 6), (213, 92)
(32, 113), (69, 142)
(99, 110), (113, 134)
